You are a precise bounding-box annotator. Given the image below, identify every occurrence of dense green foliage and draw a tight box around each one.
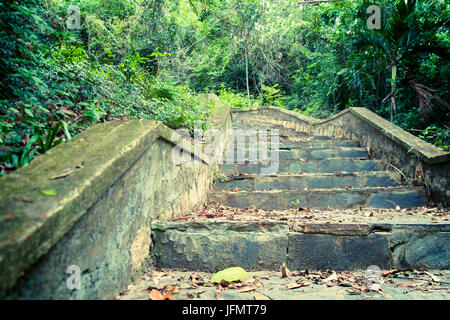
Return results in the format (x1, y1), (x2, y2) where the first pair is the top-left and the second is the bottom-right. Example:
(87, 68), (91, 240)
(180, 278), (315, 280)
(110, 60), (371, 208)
(0, 0), (213, 175)
(192, 0), (448, 148)
(1, 0), (448, 175)
(179, 0), (449, 146)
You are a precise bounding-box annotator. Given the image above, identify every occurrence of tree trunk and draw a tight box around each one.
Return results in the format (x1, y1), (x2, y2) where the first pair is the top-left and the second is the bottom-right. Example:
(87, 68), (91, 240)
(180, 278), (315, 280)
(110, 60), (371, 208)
(245, 42), (251, 107)
(390, 64), (397, 122)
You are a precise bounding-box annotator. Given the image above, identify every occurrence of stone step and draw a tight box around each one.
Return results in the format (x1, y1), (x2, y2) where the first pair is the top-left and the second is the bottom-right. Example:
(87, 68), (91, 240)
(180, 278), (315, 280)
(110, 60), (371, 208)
(151, 220), (449, 271)
(280, 140), (360, 149)
(213, 172), (401, 191)
(225, 140), (361, 150)
(231, 117), (284, 125)
(230, 115), (288, 126)
(224, 147), (368, 161)
(227, 129), (311, 138)
(209, 186), (425, 210)
(219, 159), (381, 174)
(226, 135), (334, 145)
(232, 122), (286, 130)
(152, 221), (288, 272)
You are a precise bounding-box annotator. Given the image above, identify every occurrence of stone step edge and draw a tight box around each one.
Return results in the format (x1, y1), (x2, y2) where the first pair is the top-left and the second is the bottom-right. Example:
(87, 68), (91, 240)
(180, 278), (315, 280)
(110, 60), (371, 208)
(218, 158), (380, 164)
(228, 134), (327, 139)
(224, 140), (361, 147)
(227, 138), (357, 142)
(223, 157), (370, 162)
(214, 171), (401, 188)
(211, 186), (424, 194)
(220, 171), (398, 179)
(224, 147), (367, 152)
(151, 220), (450, 236)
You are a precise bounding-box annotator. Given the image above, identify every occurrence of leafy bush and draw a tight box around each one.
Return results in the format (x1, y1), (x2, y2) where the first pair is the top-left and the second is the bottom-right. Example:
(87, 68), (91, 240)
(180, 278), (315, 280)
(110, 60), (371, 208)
(416, 126), (449, 151)
(261, 84), (285, 107)
(218, 86), (261, 109)
(0, 0), (213, 176)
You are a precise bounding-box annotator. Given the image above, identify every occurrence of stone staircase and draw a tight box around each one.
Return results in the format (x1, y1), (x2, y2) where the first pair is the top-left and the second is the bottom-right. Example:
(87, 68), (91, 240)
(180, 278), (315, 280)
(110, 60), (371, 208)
(210, 117), (425, 210)
(150, 111), (445, 273)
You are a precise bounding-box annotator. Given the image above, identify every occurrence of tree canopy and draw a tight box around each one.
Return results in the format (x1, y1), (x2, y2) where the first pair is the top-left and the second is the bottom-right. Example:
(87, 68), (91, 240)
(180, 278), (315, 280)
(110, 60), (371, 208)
(0, 0), (448, 175)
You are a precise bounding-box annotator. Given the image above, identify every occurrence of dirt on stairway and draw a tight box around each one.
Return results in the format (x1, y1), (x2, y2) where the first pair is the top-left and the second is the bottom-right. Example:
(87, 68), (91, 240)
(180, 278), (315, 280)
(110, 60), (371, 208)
(118, 267), (450, 300)
(118, 200), (449, 301)
(174, 201), (449, 225)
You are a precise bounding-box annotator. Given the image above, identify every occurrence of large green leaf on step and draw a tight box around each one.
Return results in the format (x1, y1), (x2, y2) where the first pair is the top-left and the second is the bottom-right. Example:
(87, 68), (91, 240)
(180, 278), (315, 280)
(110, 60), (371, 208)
(211, 267), (251, 283)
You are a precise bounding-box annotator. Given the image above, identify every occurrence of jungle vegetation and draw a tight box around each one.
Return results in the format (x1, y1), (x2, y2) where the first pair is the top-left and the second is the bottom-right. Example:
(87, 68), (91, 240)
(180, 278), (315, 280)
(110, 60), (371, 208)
(0, 0), (448, 175)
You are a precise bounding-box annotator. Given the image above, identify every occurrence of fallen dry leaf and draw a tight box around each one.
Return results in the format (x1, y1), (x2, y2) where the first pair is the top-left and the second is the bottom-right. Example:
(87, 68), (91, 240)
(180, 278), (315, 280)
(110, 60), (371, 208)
(368, 283), (382, 291)
(322, 271), (338, 283)
(382, 269), (401, 277)
(149, 289), (164, 300)
(253, 279), (263, 288)
(190, 274), (206, 286)
(396, 282), (416, 288)
(161, 285), (180, 293)
(281, 263), (290, 278)
(219, 279), (231, 287)
(163, 287), (178, 300)
(51, 171), (73, 180)
(347, 289), (361, 295)
(250, 292), (271, 300)
(237, 286), (258, 293)
(149, 286), (178, 300)
(285, 283), (304, 290)
(295, 281), (310, 288)
(337, 281), (355, 288)
(229, 281), (246, 288)
(425, 272), (442, 283)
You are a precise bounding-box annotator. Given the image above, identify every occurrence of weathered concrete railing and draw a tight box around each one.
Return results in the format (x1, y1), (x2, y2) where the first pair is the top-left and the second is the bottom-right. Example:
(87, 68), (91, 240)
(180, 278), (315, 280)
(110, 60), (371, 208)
(0, 94), (231, 299)
(233, 106), (450, 207)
